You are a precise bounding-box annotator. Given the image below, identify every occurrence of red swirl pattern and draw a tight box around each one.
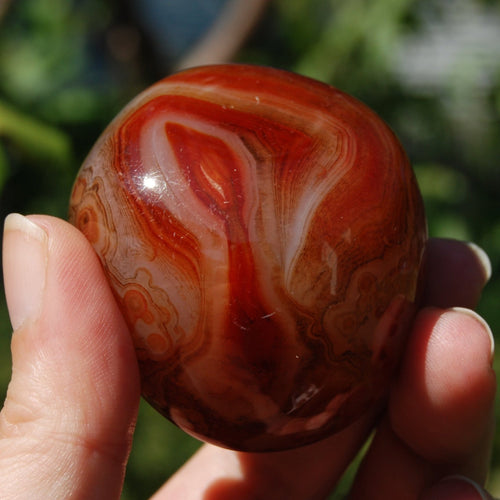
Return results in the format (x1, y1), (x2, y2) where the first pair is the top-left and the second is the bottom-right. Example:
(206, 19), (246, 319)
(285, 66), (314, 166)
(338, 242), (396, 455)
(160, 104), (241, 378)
(69, 64), (427, 451)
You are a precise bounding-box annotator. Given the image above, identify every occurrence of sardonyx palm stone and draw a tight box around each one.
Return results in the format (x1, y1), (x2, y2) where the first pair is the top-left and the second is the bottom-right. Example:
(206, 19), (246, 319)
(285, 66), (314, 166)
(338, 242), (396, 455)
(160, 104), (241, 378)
(69, 64), (427, 452)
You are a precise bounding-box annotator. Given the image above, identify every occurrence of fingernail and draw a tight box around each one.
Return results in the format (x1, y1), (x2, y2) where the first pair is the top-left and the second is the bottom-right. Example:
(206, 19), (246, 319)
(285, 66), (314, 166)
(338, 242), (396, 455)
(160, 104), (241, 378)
(450, 307), (495, 363)
(430, 475), (492, 500)
(2, 214), (48, 330)
(466, 242), (492, 283)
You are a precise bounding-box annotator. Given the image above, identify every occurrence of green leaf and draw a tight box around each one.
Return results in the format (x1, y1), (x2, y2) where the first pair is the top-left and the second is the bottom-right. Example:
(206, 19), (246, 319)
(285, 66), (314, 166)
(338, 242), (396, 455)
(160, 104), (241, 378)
(0, 99), (72, 168)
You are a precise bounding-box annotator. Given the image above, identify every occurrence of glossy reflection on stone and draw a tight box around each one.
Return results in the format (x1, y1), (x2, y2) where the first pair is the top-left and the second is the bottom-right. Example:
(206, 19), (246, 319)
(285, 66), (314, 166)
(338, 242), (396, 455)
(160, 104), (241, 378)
(69, 64), (427, 451)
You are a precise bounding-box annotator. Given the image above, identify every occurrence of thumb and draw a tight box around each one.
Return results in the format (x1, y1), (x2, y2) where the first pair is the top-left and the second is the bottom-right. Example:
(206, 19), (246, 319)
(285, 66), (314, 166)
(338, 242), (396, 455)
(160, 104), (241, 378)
(0, 214), (140, 499)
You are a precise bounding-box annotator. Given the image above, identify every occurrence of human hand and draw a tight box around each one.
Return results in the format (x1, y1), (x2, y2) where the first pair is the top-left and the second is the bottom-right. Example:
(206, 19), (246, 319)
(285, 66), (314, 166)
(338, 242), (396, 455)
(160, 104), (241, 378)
(1, 214), (496, 499)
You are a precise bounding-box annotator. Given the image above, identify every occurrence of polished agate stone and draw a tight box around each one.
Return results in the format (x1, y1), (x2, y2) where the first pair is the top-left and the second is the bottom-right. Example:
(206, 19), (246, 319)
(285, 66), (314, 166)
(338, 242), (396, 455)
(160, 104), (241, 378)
(69, 64), (427, 451)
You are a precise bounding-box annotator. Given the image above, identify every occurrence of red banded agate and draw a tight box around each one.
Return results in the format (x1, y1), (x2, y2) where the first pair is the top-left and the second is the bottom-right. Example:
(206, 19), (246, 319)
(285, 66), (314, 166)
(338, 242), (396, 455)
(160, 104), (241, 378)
(69, 64), (427, 451)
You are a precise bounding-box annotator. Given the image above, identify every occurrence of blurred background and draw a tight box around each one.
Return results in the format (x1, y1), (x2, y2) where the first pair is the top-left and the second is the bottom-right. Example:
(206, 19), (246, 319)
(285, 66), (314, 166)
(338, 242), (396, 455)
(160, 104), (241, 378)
(0, 0), (498, 498)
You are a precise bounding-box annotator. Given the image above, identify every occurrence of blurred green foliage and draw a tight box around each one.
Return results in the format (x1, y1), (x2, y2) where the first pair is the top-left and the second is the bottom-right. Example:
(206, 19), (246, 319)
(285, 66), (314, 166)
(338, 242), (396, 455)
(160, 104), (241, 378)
(0, 0), (499, 498)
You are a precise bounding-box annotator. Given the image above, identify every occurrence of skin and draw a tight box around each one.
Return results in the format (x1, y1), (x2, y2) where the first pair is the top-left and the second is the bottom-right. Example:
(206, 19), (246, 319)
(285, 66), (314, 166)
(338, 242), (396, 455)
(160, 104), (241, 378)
(0, 214), (496, 500)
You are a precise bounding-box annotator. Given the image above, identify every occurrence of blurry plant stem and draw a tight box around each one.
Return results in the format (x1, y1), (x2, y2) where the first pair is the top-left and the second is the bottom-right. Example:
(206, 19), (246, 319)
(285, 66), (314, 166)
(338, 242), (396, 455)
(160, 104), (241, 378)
(0, 142), (8, 192)
(176, 0), (270, 70)
(0, 100), (72, 169)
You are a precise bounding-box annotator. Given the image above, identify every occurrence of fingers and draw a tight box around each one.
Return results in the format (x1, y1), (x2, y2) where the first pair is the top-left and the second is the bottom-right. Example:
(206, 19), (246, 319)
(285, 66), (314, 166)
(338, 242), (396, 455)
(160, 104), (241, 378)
(349, 239), (496, 499)
(422, 475), (494, 500)
(152, 412), (375, 500)
(390, 308), (495, 469)
(350, 308), (495, 499)
(0, 214), (141, 499)
(421, 239), (491, 308)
